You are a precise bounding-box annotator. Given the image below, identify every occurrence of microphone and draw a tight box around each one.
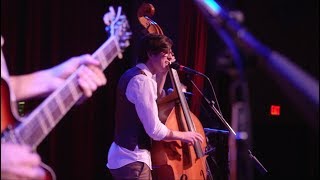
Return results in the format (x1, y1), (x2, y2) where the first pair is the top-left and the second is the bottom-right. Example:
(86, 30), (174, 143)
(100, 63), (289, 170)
(170, 62), (205, 76)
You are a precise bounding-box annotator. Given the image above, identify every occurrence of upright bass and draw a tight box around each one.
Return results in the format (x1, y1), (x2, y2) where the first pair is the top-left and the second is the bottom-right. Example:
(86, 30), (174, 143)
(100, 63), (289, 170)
(137, 3), (213, 180)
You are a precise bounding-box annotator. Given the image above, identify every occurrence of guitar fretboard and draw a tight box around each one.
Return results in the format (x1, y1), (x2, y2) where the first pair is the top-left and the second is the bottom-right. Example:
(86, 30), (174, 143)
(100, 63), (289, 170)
(14, 36), (120, 149)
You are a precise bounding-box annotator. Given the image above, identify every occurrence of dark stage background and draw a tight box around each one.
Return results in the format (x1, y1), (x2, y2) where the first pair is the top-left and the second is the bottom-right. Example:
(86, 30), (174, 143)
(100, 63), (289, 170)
(1, 0), (318, 179)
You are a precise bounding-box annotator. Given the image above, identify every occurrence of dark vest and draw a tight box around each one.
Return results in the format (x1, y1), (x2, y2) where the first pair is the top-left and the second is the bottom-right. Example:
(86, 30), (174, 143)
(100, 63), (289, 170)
(114, 66), (151, 151)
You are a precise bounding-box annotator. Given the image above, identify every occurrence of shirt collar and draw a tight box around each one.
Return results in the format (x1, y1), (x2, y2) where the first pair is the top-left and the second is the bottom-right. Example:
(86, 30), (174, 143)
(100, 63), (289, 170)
(136, 63), (153, 78)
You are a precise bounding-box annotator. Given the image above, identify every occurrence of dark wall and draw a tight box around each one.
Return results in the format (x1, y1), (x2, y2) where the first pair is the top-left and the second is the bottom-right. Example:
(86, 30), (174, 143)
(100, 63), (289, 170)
(175, 1), (319, 179)
(209, 0), (319, 179)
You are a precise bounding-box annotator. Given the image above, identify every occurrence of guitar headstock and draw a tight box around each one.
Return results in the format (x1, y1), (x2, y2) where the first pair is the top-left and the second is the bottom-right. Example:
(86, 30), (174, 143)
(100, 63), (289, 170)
(103, 6), (131, 58)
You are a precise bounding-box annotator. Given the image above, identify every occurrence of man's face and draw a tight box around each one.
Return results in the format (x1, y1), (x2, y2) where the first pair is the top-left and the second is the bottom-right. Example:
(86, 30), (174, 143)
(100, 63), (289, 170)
(150, 50), (175, 73)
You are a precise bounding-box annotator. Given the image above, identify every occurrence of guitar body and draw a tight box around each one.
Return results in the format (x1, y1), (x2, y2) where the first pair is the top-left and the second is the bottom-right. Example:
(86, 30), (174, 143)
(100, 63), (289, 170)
(1, 78), (16, 132)
(1, 78), (55, 180)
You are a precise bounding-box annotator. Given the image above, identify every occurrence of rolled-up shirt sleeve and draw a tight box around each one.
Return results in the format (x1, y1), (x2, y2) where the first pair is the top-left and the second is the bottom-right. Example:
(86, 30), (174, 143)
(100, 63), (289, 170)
(126, 74), (169, 141)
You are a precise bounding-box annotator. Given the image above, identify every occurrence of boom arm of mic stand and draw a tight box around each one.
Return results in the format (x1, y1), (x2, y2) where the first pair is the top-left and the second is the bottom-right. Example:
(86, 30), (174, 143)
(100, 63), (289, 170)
(190, 77), (268, 174)
(190, 77), (268, 176)
(204, 97), (236, 136)
(202, 96), (268, 175)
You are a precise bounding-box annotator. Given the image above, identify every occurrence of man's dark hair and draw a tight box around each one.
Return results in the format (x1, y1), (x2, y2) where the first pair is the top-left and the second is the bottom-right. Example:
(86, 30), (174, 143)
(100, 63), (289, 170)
(137, 33), (173, 63)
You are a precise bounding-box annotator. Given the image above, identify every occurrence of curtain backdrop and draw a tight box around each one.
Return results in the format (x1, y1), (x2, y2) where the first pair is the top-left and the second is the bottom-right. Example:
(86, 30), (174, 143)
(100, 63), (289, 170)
(1, 0), (204, 179)
(178, 0), (208, 117)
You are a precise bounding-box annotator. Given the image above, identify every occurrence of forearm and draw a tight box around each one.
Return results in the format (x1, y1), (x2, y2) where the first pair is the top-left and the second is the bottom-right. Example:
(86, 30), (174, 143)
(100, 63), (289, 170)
(10, 69), (61, 101)
(162, 129), (204, 145)
(163, 130), (184, 141)
(155, 71), (168, 98)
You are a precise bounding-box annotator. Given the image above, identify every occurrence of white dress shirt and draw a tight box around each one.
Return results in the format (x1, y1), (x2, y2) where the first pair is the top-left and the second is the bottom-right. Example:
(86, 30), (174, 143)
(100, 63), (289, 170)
(107, 63), (169, 170)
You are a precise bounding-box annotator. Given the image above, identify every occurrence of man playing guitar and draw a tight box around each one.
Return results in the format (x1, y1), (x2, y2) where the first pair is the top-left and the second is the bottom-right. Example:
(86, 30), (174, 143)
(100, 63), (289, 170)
(1, 34), (107, 179)
(1, 5), (130, 179)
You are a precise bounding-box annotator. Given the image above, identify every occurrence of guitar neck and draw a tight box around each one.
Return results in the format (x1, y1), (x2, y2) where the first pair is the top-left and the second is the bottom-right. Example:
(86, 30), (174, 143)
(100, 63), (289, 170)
(13, 36), (121, 149)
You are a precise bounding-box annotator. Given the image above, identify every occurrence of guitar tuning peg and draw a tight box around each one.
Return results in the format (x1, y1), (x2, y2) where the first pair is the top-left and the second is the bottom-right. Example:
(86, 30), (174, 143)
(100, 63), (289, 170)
(103, 6), (119, 26)
(117, 53), (123, 59)
(119, 15), (126, 20)
(120, 41), (130, 48)
(109, 6), (116, 14)
(119, 36), (127, 42)
(105, 26), (110, 32)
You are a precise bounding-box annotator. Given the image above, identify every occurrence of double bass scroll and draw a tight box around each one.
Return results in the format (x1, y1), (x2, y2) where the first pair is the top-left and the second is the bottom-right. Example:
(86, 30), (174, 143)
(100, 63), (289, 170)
(137, 3), (213, 180)
(137, 3), (164, 35)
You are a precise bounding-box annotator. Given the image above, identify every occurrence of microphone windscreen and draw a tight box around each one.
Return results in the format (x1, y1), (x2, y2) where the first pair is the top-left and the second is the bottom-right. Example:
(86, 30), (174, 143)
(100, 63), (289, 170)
(170, 62), (180, 69)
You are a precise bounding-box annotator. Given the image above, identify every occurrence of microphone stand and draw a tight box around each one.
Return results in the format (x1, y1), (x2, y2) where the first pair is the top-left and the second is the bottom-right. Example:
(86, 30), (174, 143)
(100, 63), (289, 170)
(189, 78), (268, 176)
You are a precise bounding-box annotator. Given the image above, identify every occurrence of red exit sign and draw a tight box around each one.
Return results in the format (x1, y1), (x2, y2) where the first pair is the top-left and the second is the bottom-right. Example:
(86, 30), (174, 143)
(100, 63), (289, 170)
(270, 105), (281, 116)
